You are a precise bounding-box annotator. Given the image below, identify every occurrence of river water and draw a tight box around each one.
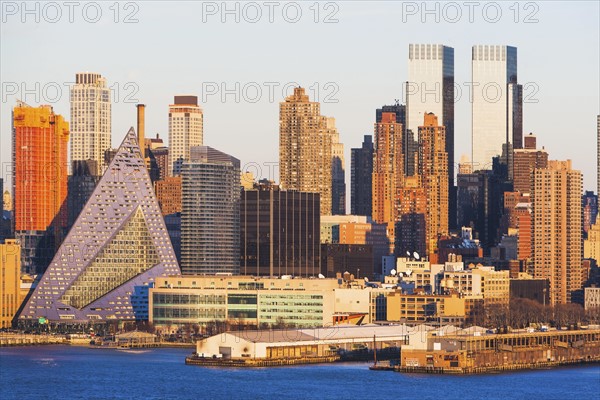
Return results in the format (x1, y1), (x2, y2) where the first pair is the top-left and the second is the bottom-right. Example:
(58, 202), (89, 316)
(0, 345), (598, 399)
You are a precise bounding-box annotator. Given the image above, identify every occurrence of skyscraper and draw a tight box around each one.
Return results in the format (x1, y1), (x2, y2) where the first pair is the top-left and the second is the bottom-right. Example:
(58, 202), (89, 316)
(396, 175), (427, 257)
(279, 87), (342, 216)
(377, 103), (412, 176)
(241, 180), (321, 277)
(597, 115), (600, 195)
(70, 72), (111, 174)
(407, 44), (455, 224)
(168, 95), (203, 176)
(532, 160), (582, 305)
(181, 146), (240, 275)
(350, 135), (373, 216)
(418, 113), (449, 254)
(13, 102), (69, 273)
(372, 112), (403, 251)
(471, 45), (523, 172)
(19, 128), (180, 323)
(513, 133), (548, 194)
(330, 119), (346, 215)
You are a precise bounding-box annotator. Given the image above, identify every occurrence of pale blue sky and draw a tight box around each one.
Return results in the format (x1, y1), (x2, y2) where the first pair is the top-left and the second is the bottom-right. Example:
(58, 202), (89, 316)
(1, 1), (599, 195)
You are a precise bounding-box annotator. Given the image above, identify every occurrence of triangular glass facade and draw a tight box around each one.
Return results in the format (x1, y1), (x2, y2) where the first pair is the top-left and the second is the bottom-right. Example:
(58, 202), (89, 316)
(19, 128), (180, 322)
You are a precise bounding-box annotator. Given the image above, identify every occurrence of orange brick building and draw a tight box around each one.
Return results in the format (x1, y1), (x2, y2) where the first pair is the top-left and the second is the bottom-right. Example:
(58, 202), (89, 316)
(155, 176), (182, 215)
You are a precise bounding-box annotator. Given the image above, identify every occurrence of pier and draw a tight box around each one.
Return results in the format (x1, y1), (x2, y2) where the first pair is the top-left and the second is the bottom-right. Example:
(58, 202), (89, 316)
(398, 328), (600, 374)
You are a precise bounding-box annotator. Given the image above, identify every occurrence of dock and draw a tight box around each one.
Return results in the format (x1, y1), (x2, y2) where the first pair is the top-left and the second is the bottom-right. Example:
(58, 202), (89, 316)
(398, 328), (600, 374)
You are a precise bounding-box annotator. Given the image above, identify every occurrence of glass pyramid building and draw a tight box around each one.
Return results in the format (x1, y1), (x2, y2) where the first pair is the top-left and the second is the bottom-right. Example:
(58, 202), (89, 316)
(19, 128), (181, 323)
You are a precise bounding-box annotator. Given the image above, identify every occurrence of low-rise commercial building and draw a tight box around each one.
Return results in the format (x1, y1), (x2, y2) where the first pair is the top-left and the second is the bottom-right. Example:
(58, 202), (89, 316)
(149, 275), (387, 329)
(1, 239), (21, 328)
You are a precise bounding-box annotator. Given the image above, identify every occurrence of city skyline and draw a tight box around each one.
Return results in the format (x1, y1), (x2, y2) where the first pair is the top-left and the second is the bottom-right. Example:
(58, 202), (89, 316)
(1, 2), (599, 196)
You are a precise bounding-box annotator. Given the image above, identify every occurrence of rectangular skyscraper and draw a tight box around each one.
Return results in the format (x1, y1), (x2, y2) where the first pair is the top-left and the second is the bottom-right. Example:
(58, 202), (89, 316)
(472, 45), (523, 172)
(532, 160), (582, 305)
(168, 96), (203, 176)
(13, 102), (69, 273)
(376, 104), (411, 176)
(279, 87), (343, 216)
(241, 181), (321, 277)
(351, 135), (374, 216)
(597, 115), (600, 195)
(181, 146), (240, 275)
(418, 113), (449, 254)
(372, 112), (403, 252)
(407, 44), (455, 226)
(70, 73), (111, 174)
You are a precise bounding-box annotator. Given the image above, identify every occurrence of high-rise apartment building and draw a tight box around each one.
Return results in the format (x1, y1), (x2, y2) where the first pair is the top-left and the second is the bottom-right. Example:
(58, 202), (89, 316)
(241, 180), (321, 277)
(532, 160), (583, 304)
(168, 96), (203, 176)
(19, 128), (180, 323)
(418, 113), (449, 254)
(372, 112), (403, 251)
(70, 72), (111, 174)
(351, 135), (374, 217)
(377, 104), (412, 176)
(181, 146), (240, 275)
(13, 103), (69, 273)
(279, 87), (342, 216)
(396, 175), (427, 257)
(472, 45), (522, 172)
(513, 133), (548, 194)
(407, 44), (455, 225)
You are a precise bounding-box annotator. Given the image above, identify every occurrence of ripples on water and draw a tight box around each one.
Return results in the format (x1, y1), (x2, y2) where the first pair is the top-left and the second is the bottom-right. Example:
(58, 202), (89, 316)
(1, 346), (599, 400)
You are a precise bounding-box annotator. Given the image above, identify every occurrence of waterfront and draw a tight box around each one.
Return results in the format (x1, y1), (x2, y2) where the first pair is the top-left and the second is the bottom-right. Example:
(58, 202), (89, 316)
(0, 346), (599, 400)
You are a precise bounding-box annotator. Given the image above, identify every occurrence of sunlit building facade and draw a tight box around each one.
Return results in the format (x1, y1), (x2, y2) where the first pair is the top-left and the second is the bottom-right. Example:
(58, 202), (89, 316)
(18, 129), (180, 323)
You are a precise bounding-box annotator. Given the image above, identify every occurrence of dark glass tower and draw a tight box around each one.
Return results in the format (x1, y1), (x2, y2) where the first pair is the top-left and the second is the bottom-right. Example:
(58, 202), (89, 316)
(241, 180), (321, 277)
(350, 135), (374, 216)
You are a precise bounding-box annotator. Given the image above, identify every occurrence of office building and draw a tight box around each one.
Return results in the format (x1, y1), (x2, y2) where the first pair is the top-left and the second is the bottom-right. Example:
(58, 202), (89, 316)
(418, 113), (449, 254)
(532, 160), (583, 304)
(321, 243), (374, 279)
(168, 95), (203, 176)
(320, 215), (389, 275)
(598, 115), (600, 195)
(13, 103), (69, 273)
(279, 87), (342, 216)
(372, 112), (403, 251)
(18, 128), (180, 323)
(350, 135), (374, 216)
(70, 72), (111, 174)
(181, 146), (240, 275)
(0, 239), (21, 328)
(241, 180), (321, 277)
(471, 45), (522, 172)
